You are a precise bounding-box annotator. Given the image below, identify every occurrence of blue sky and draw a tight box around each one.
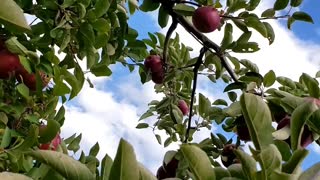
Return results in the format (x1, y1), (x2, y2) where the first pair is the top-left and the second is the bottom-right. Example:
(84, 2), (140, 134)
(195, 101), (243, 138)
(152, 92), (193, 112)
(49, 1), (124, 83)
(57, 0), (320, 175)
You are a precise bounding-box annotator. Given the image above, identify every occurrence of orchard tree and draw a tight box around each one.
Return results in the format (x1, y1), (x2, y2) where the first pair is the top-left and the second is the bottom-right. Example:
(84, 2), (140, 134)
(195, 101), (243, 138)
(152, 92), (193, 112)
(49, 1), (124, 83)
(0, 0), (318, 179)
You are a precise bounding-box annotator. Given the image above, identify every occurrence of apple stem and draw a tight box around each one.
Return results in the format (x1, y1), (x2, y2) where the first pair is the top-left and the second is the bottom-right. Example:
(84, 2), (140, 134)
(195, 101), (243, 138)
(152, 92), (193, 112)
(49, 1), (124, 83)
(185, 47), (207, 143)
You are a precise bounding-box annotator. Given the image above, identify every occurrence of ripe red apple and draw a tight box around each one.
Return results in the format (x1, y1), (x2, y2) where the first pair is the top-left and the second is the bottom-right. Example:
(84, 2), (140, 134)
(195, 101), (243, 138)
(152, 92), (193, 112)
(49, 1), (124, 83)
(234, 116), (251, 141)
(16, 68), (50, 91)
(178, 100), (189, 116)
(221, 144), (241, 167)
(0, 50), (22, 79)
(151, 70), (164, 84)
(277, 116), (314, 148)
(192, 6), (221, 33)
(144, 55), (163, 73)
(39, 133), (61, 151)
(156, 158), (179, 179)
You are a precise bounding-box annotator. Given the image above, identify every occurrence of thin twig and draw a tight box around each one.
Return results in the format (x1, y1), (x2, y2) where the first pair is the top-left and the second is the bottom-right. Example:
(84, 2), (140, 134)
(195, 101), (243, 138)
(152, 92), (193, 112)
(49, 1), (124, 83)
(178, 1), (201, 7)
(184, 47), (207, 143)
(29, 18), (38, 26)
(220, 14), (290, 20)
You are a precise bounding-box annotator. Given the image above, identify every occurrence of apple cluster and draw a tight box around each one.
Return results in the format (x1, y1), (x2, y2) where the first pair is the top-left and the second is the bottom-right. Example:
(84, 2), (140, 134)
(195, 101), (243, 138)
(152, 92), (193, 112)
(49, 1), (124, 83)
(144, 55), (164, 84)
(0, 41), (49, 91)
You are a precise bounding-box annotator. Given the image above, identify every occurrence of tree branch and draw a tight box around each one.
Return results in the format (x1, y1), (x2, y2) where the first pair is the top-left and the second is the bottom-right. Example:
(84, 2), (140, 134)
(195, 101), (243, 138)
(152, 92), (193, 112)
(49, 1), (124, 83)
(170, 12), (239, 82)
(185, 47), (207, 143)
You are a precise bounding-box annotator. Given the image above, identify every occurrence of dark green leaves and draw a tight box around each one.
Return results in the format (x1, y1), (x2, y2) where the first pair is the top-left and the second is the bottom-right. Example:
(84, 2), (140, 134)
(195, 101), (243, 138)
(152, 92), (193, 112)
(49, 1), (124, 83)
(139, 0), (160, 12)
(290, 0), (303, 7)
(274, 0), (289, 10)
(27, 150), (95, 180)
(292, 11), (314, 24)
(158, 5), (169, 28)
(173, 4), (195, 16)
(181, 144), (216, 180)
(109, 139), (139, 180)
(240, 93), (274, 150)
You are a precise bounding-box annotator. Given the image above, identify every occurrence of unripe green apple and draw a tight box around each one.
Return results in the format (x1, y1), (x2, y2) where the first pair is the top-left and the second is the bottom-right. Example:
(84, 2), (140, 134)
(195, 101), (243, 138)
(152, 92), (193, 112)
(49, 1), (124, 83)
(192, 6), (221, 33)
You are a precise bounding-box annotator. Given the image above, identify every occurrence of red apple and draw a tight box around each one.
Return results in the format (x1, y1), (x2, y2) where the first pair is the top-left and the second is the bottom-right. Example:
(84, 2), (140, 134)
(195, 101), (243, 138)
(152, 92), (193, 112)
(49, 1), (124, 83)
(277, 116), (314, 148)
(0, 49), (22, 79)
(178, 100), (189, 116)
(144, 55), (163, 73)
(221, 144), (240, 167)
(235, 116), (251, 141)
(16, 68), (50, 91)
(39, 133), (61, 151)
(151, 70), (164, 84)
(192, 6), (221, 33)
(163, 157), (179, 177)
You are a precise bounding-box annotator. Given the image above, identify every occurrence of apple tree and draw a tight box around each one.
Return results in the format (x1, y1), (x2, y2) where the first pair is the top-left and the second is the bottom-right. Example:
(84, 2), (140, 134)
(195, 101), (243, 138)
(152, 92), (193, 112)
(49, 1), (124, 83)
(0, 0), (319, 179)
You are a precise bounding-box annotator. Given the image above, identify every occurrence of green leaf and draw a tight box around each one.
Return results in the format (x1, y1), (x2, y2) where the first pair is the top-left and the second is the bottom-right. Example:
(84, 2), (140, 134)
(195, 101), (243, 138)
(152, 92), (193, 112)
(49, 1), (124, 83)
(173, 4), (195, 16)
(155, 134), (161, 144)
(53, 81), (71, 96)
(246, 0), (261, 11)
(89, 142), (100, 157)
(100, 153), (113, 180)
(128, 0), (138, 15)
(292, 11), (314, 24)
(27, 150), (95, 180)
(90, 65), (112, 77)
(244, 16), (267, 38)
(109, 138), (139, 180)
(94, 0), (110, 18)
(290, 0), (303, 7)
(240, 93), (274, 150)
(0, 172), (32, 180)
(263, 22), (275, 45)
(277, 76), (296, 89)
(237, 31), (252, 44)
(16, 83), (30, 99)
(257, 144), (282, 177)
(138, 163), (157, 180)
(199, 93), (211, 118)
(79, 23), (95, 45)
(282, 149), (308, 174)
(213, 167), (231, 179)
(38, 120), (60, 144)
(67, 134), (82, 153)
(0, 0), (31, 32)
(263, 70), (276, 87)
(14, 125), (38, 150)
(139, 0), (160, 12)
(136, 123), (149, 129)
(261, 8), (275, 17)
(290, 100), (318, 150)
(240, 59), (259, 73)
(158, 5), (169, 28)
(1, 127), (11, 148)
(227, 164), (246, 179)
(213, 99), (228, 106)
(221, 23), (233, 50)
(224, 82), (247, 92)
(287, 16), (295, 30)
(300, 73), (320, 98)
(308, 109), (320, 134)
(274, 0), (289, 10)
(299, 162), (320, 180)
(0, 112), (8, 125)
(269, 171), (299, 180)
(274, 140), (292, 161)
(233, 149), (256, 180)
(181, 144), (216, 180)
(139, 111), (153, 121)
